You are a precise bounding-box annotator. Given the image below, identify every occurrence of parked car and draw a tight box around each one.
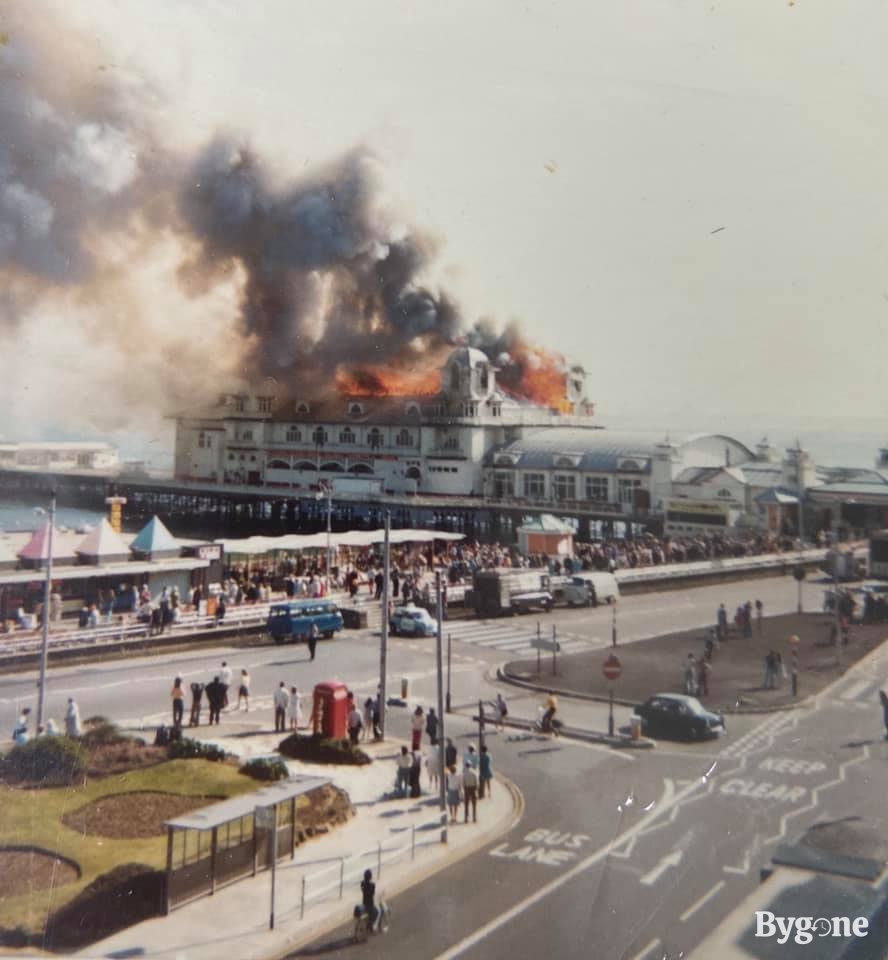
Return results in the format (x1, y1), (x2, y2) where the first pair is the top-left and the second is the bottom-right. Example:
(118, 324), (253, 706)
(389, 605), (438, 637)
(267, 599), (344, 644)
(635, 693), (726, 741)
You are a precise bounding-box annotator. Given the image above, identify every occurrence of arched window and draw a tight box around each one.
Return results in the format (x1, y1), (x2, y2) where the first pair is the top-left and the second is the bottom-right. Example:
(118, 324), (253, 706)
(296, 401), (310, 414)
(339, 428), (356, 444)
(312, 427), (328, 446)
(716, 487), (732, 499)
(294, 461), (317, 471)
(349, 463), (373, 474)
(406, 466), (421, 481)
(368, 428), (383, 449)
(348, 402), (364, 417)
(286, 426), (301, 442)
(267, 459), (290, 470)
(450, 366), (460, 390)
(320, 461), (344, 472)
(396, 429), (412, 447)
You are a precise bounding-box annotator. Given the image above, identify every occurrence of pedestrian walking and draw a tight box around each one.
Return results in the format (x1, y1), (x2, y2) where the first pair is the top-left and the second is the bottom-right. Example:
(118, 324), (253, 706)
(205, 676), (225, 725)
(717, 603), (728, 640)
(462, 763), (478, 823)
(13, 707), (31, 746)
(411, 706), (424, 751)
(171, 677), (185, 727)
(445, 765), (461, 822)
(237, 669), (250, 710)
(372, 694), (382, 740)
(410, 748), (423, 798)
(755, 599), (764, 635)
(697, 658), (711, 698)
(348, 701), (364, 745)
(743, 602), (753, 639)
(684, 654), (698, 696)
(307, 623), (319, 661)
(218, 661), (232, 709)
(289, 687), (302, 730)
(215, 594), (226, 626)
(425, 706), (439, 746)
(395, 746), (411, 797)
(445, 737), (457, 769)
(363, 697), (374, 741)
(479, 744), (493, 799)
(273, 682), (290, 733)
(189, 682), (204, 726)
(64, 698), (82, 738)
(464, 742), (478, 768)
(494, 693), (508, 732)
(426, 742), (440, 789)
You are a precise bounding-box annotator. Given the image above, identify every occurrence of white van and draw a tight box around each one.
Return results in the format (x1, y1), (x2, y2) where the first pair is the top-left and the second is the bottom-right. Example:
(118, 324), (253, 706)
(563, 572), (620, 607)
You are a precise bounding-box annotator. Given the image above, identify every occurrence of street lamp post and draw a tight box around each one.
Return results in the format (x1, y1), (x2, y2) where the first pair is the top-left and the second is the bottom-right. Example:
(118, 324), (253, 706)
(36, 492), (56, 729)
(378, 511), (390, 739)
(435, 571), (447, 842)
(611, 601), (618, 647)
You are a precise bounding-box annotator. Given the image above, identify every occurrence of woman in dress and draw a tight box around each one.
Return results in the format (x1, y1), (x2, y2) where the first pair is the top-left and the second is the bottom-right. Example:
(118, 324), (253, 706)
(445, 765), (461, 823)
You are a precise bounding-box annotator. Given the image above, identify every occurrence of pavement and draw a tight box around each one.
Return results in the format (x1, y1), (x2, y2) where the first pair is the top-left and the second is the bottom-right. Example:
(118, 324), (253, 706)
(76, 717), (518, 960)
(504, 612), (888, 714)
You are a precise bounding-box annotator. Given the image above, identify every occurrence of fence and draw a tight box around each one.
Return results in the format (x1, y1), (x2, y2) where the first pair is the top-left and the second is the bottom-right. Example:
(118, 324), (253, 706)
(0, 603), (272, 658)
(287, 809), (447, 921)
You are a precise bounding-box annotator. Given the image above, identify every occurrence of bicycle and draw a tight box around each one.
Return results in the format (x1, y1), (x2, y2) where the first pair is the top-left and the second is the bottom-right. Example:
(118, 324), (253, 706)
(353, 899), (390, 942)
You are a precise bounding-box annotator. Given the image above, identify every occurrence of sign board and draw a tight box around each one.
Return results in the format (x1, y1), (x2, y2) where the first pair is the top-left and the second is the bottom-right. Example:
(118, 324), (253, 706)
(198, 544), (222, 561)
(531, 638), (560, 653)
(602, 654), (622, 681)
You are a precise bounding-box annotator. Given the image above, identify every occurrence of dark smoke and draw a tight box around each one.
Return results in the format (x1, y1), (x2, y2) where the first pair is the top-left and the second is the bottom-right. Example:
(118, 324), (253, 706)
(178, 140), (462, 379)
(0, 10), (565, 441)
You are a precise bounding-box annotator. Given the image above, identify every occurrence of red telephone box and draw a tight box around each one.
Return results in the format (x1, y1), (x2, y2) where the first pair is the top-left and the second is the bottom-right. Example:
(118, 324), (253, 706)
(311, 681), (349, 739)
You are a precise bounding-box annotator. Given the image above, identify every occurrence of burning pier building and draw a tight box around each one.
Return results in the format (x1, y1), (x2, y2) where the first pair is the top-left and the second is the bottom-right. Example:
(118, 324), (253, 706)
(173, 346), (596, 498)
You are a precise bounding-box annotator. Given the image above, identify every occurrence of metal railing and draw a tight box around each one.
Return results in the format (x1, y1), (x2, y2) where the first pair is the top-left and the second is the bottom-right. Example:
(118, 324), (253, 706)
(290, 809), (447, 921)
(0, 603), (273, 656)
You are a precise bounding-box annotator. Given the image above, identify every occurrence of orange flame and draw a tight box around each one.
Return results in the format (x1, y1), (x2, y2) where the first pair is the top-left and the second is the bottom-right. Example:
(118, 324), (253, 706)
(335, 363), (442, 397)
(499, 337), (573, 412)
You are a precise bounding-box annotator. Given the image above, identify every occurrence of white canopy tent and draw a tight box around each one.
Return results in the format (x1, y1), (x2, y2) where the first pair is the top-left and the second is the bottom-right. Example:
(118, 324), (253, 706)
(217, 528), (465, 556)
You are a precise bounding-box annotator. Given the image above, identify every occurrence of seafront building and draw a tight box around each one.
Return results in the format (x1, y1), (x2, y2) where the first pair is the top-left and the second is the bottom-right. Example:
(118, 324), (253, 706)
(171, 346), (848, 536)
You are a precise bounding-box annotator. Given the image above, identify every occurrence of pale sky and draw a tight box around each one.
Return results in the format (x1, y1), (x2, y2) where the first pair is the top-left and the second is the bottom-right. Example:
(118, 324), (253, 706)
(14, 1), (888, 452)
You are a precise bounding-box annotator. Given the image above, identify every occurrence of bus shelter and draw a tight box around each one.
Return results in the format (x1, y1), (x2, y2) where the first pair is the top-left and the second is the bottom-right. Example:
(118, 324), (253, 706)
(163, 774), (330, 912)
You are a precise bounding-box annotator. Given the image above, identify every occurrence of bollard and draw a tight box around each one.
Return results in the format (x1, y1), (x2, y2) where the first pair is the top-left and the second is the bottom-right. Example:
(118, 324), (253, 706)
(339, 858), (344, 899)
(401, 677), (408, 699)
(300, 875), (306, 919)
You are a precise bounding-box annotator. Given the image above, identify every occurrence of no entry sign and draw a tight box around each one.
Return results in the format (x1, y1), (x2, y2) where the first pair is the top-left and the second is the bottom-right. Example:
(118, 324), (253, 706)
(602, 654), (622, 681)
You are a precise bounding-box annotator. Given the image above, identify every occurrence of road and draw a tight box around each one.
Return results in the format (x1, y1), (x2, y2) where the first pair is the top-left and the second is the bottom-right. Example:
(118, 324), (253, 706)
(4, 571), (883, 959)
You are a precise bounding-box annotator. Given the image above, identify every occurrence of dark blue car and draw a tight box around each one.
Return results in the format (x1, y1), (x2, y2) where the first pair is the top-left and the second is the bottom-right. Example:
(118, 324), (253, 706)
(267, 600), (344, 645)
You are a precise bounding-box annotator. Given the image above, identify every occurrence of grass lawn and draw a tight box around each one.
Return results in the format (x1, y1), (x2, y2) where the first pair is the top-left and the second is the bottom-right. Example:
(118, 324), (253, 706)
(0, 759), (257, 936)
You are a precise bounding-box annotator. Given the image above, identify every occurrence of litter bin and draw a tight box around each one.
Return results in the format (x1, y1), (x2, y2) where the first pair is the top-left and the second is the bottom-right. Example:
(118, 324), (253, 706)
(629, 716), (642, 741)
(401, 677), (409, 699)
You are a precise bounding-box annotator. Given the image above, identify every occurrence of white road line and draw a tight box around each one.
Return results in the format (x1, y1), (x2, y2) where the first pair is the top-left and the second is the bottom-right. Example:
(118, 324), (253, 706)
(431, 776), (703, 960)
(839, 679), (872, 701)
(629, 938), (662, 960)
(679, 880), (725, 922)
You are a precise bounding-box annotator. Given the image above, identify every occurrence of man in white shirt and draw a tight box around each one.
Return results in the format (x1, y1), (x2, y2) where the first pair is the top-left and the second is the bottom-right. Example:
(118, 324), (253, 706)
(273, 682), (290, 733)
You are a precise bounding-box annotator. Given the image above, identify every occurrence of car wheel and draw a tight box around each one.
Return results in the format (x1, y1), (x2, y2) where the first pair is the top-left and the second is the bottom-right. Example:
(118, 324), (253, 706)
(324, 631), (333, 639)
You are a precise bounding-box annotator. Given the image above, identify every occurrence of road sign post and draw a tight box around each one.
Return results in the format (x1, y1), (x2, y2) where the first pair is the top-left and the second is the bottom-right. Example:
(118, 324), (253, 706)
(602, 654), (622, 738)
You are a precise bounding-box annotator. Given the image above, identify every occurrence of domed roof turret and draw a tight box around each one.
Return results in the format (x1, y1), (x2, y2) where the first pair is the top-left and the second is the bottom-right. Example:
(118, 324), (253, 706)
(447, 346), (490, 368)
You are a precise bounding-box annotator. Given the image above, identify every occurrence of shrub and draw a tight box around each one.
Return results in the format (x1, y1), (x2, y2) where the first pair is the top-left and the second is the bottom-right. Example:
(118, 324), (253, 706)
(80, 719), (128, 747)
(239, 757), (289, 782)
(0, 737), (88, 786)
(167, 738), (227, 762)
(278, 734), (370, 766)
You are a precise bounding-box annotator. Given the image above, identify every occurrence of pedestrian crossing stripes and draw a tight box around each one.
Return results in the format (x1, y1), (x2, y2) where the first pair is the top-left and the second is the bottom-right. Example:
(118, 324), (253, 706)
(357, 605), (600, 659)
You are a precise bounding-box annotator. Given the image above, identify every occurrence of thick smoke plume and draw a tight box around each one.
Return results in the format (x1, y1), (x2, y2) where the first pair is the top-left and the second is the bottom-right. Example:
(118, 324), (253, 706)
(0, 11), (575, 451)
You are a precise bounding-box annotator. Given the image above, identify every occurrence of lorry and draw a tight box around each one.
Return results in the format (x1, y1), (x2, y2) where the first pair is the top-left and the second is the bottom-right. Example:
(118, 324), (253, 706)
(469, 569), (554, 618)
(562, 572), (620, 607)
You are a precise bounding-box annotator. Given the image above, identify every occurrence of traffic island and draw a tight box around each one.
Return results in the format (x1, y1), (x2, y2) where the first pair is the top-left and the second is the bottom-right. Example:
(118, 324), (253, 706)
(502, 613), (888, 714)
